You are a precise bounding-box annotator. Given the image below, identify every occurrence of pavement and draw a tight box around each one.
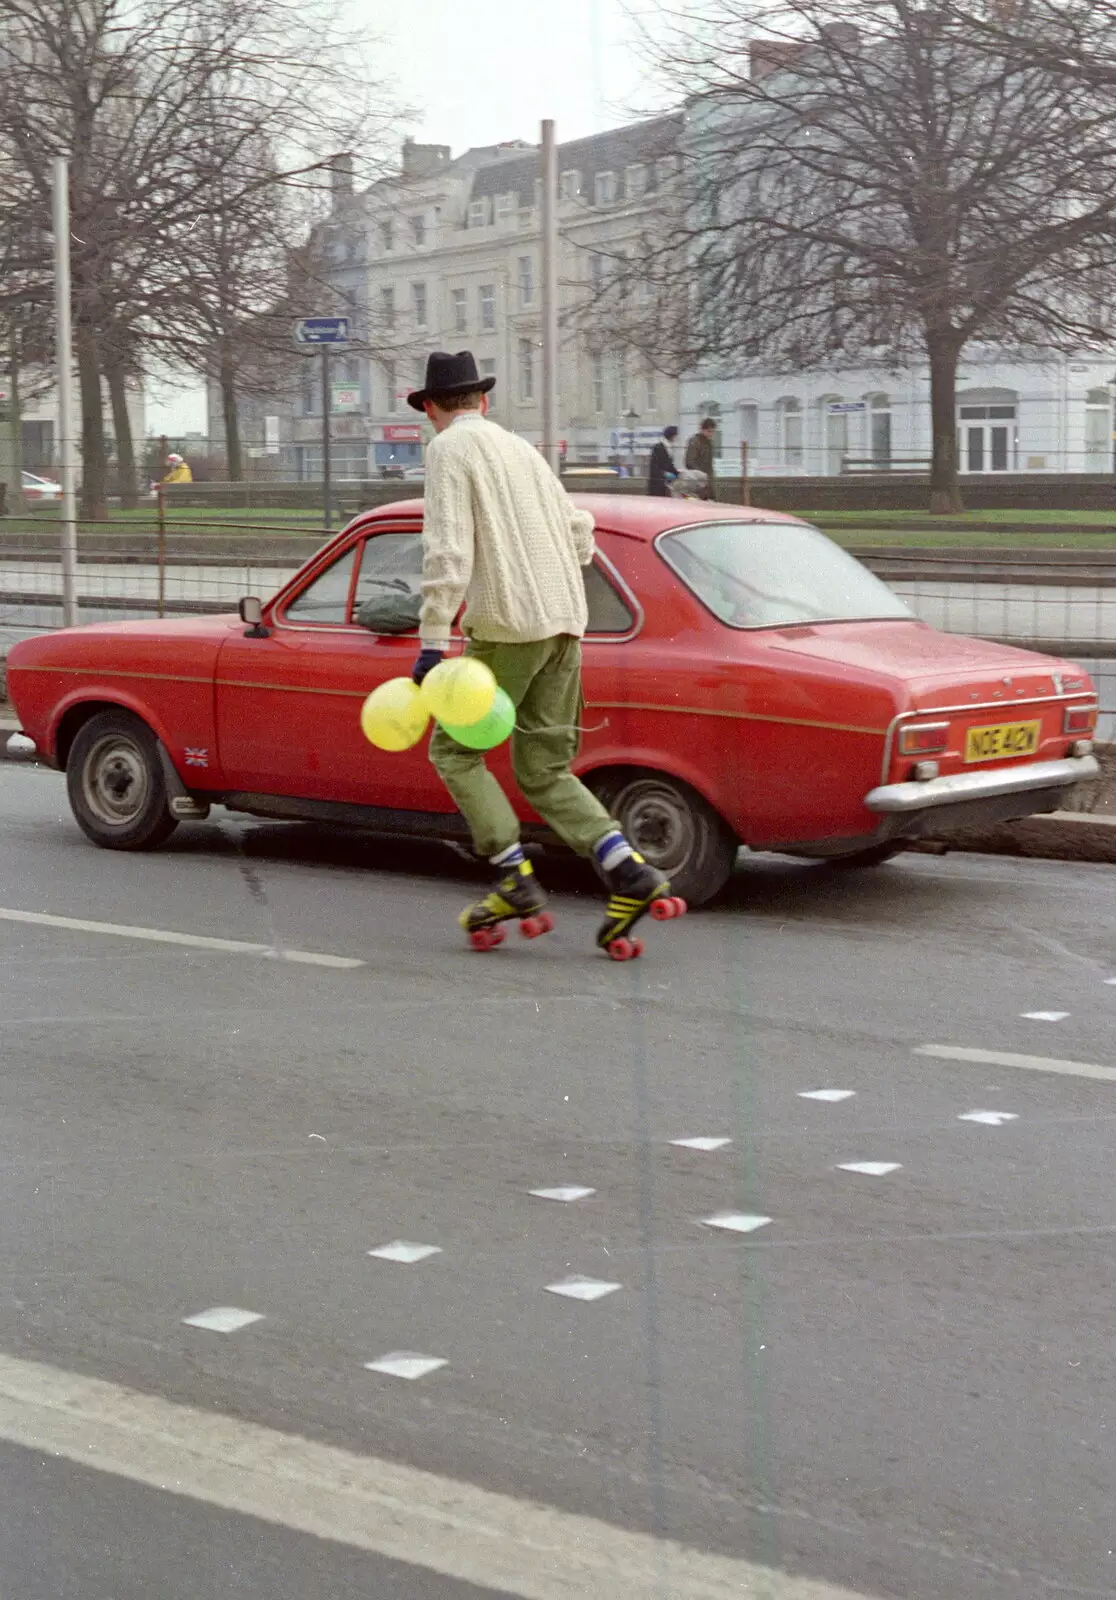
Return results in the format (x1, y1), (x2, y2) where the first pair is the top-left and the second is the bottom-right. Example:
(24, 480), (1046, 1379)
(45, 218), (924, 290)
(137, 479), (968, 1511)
(2, 761), (1116, 1598)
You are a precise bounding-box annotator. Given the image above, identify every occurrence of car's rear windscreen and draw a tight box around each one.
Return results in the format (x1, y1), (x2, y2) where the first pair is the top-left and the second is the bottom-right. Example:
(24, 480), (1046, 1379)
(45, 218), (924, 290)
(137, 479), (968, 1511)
(658, 520), (913, 630)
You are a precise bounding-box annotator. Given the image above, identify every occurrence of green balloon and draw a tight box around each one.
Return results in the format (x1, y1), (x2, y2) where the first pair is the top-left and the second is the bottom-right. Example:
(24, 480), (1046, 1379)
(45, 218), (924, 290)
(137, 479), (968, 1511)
(441, 687), (516, 749)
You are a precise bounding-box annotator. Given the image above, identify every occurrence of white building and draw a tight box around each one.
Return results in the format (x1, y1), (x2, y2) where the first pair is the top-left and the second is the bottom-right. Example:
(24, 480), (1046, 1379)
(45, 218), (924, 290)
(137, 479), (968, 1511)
(680, 352), (1116, 479)
(278, 119), (684, 479)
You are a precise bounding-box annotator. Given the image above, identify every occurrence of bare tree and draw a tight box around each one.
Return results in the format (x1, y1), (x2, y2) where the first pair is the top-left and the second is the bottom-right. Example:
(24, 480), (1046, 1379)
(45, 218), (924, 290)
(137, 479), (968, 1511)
(0, 0), (398, 516)
(615, 1), (1116, 510)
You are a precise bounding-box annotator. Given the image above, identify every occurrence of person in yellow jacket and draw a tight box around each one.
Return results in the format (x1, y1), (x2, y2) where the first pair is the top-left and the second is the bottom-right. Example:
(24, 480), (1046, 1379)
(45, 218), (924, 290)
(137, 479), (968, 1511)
(159, 453), (192, 485)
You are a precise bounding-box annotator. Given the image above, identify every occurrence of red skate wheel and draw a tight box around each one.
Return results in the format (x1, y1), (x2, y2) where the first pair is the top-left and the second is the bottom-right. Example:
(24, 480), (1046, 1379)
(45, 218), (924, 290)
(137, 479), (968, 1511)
(631, 937), (644, 958)
(520, 912), (554, 939)
(671, 897), (687, 916)
(469, 926), (505, 952)
(650, 897), (676, 921)
(537, 912), (554, 933)
(607, 937), (634, 961)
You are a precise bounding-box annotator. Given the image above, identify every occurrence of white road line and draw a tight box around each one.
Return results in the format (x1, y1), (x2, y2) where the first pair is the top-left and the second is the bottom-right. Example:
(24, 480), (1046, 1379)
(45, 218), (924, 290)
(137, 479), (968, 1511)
(0, 1351), (877, 1600)
(916, 1044), (1116, 1083)
(0, 907), (363, 970)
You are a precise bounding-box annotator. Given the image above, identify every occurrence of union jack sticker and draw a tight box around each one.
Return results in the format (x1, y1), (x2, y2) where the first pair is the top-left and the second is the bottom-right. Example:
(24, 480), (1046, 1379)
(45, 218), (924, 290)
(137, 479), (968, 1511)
(184, 747), (209, 767)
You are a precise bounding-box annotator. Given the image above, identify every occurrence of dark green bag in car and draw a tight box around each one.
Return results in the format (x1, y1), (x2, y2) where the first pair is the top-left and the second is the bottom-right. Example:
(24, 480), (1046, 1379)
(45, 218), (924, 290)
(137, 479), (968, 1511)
(356, 579), (421, 635)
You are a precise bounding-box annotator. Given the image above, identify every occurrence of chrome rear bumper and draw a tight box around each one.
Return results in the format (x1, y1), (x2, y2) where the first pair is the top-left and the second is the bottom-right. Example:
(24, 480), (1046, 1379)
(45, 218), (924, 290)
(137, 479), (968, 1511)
(866, 754), (1099, 815)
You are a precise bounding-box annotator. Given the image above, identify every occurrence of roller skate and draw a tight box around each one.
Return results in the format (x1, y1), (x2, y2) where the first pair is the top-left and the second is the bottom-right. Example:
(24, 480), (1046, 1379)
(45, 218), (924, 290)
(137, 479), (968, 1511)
(596, 852), (687, 961)
(459, 859), (554, 952)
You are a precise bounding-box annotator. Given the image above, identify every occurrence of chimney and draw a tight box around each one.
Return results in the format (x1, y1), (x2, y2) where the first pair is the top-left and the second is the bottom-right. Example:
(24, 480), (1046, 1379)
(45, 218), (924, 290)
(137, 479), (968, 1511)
(749, 40), (806, 80)
(402, 139), (452, 178)
(329, 152), (354, 204)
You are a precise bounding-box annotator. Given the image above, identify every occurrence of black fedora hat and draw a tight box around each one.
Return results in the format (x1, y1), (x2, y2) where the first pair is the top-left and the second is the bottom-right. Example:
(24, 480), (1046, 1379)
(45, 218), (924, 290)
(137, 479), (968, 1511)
(408, 350), (496, 412)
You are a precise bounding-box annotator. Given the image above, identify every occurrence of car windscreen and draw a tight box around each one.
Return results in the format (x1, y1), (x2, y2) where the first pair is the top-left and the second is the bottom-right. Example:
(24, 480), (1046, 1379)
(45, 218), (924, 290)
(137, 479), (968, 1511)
(658, 520), (913, 630)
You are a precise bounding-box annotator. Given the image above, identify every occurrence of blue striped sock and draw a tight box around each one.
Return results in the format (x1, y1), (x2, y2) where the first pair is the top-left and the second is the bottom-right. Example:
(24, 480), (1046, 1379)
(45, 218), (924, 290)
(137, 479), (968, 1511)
(593, 830), (633, 872)
(490, 842), (526, 868)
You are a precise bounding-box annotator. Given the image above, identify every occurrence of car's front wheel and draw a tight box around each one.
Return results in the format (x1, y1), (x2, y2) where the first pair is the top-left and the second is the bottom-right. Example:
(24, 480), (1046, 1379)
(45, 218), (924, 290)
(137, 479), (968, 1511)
(589, 769), (738, 906)
(66, 710), (179, 851)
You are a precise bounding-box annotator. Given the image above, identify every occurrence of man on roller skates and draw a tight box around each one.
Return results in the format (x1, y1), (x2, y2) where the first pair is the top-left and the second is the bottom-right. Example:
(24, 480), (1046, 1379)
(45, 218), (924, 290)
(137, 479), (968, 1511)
(408, 350), (685, 959)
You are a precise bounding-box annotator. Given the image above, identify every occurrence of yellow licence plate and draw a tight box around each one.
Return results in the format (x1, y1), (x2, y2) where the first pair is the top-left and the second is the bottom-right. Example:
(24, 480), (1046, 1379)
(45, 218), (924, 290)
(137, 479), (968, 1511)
(964, 720), (1041, 763)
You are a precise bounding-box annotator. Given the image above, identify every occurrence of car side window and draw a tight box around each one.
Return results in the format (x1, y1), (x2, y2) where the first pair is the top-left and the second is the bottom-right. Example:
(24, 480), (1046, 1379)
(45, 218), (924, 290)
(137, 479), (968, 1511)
(584, 561), (635, 635)
(283, 544), (358, 624)
(352, 531), (424, 608)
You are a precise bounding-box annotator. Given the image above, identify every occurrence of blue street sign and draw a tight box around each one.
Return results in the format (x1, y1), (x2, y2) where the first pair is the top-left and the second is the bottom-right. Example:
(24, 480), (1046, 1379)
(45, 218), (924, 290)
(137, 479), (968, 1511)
(294, 316), (351, 345)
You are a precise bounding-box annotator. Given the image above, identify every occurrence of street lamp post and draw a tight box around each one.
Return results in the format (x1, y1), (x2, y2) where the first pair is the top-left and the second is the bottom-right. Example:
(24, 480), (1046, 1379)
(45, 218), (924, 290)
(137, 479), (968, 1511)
(624, 408), (640, 478)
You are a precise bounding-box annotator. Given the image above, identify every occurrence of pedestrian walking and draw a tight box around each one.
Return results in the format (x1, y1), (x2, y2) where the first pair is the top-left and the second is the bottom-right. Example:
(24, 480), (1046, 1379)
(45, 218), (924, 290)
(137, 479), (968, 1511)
(647, 426), (679, 496)
(409, 350), (682, 957)
(684, 418), (718, 500)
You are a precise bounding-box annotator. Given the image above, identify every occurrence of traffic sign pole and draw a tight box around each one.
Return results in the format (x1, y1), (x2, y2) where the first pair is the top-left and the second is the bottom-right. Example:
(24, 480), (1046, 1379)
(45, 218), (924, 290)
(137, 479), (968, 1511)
(321, 345), (331, 531)
(52, 157), (78, 628)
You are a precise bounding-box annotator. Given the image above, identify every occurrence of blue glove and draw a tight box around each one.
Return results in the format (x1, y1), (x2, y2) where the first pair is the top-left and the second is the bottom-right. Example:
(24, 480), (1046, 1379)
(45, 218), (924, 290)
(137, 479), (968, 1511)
(412, 647), (444, 685)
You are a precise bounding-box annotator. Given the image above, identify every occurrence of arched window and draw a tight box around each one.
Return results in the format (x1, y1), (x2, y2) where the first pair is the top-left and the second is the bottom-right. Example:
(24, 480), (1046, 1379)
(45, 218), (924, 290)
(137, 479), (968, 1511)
(818, 394), (847, 475)
(1085, 387), (1111, 472)
(776, 396), (802, 468)
(958, 388), (1018, 473)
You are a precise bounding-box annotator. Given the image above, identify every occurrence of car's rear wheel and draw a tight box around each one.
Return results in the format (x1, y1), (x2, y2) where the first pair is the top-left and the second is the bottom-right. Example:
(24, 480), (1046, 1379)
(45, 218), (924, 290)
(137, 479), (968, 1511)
(589, 769), (738, 906)
(66, 710), (178, 851)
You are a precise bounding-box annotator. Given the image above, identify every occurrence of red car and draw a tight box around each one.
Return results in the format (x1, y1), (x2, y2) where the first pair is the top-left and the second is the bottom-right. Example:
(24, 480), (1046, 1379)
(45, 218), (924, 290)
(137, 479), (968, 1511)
(6, 496), (1100, 905)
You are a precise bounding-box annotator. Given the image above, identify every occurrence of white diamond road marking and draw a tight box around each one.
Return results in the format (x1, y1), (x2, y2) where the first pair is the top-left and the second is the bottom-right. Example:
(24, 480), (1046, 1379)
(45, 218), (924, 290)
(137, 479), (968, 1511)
(182, 1307), (264, 1334)
(528, 1186), (595, 1203)
(367, 1241), (443, 1265)
(364, 1352), (448, 1381)
(837, 1162), (902, 1177)
(958, 1110), (1019, 1126)
(798, 1089), (856, 1103)
(700, 1212), (773, 1234)
(1022, 1010), (1069, 1022)
(670, 1137), (732, 1151)
(544, 1276), (622, 1302)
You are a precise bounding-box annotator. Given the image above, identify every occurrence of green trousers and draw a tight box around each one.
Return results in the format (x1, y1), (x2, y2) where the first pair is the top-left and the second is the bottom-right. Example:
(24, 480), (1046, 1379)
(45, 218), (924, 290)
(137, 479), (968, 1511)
(428, 635), (614, 860)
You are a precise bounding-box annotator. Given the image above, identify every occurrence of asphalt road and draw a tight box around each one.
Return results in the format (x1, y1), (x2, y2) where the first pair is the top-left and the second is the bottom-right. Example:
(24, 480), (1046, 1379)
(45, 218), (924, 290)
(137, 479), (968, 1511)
(2, 761), (1116, 1599)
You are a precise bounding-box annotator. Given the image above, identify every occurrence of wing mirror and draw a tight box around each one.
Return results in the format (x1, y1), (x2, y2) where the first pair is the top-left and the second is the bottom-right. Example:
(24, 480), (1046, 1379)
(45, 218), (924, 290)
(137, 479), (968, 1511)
(239, 596), (270, 638)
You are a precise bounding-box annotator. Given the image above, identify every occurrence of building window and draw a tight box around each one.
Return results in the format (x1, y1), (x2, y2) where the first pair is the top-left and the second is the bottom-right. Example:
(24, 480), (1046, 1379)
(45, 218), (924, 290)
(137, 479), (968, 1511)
(594, 170), (617, 206)
(518, 338), (535, 402)
(867, 392), (892, 466)
(656, 156), (676, 188)
(381, 285), (395, 329)
(496, 193), (516, 224)
(644, 370), (656, 411)
(480, 358), (496, 380)
(777, 397), (802, 468)
(412, 281), (427, 328)
(592, 355), (605, 414)
(384, 361), (397, 415)
(411, 214), (426, 247)
(480, 284), (496, 331)
(379, 219), (394, 253)
(590, 253), (605, 292)
(617, 357), (630, 414)
(958, 392), (1018, 473)
(468, 198), (489, 228)
(1085, 387), (1110, 471)
(518, 254), (534, 307)
(452, 288), (467, 333)
(560, 169), (581, 200)
(625, 164), (646, 200)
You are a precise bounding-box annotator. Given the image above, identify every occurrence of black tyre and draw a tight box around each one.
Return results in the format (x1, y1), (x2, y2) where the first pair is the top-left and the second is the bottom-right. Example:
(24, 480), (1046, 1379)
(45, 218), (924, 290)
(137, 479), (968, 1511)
(590, 769), (738, 906)
(826, 842), (907, 869)
(66, 710), (178, 851)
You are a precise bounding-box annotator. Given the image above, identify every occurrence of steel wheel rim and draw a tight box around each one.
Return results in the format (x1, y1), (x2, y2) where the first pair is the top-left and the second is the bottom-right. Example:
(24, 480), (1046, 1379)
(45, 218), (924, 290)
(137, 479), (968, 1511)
(614, 779), (696, 874)
(81, 733), (150, 827)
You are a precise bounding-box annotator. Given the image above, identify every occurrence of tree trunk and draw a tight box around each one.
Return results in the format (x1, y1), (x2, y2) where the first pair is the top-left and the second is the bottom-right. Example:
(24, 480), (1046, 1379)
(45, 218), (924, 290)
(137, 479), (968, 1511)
(220, 351), (242, 481)
(75, 321), (107, 521)
(926, 329), (963, 514)
(106, 361), (138, 509)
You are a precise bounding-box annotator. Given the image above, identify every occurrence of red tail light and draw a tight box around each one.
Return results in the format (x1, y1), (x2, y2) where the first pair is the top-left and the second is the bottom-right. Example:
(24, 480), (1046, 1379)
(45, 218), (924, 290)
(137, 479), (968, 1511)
(898, 721), (949, 756)
(1064, 703), (1098, 735)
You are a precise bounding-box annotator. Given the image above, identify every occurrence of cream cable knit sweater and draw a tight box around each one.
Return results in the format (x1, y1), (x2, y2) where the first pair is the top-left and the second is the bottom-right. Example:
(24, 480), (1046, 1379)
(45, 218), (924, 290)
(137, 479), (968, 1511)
(419, 413), (596, 648)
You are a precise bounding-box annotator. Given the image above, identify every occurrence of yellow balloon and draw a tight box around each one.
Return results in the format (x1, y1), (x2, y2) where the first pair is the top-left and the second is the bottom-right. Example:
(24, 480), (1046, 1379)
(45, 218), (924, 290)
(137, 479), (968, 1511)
(421, 656), (497, 726)
(360, 677), (430, 751)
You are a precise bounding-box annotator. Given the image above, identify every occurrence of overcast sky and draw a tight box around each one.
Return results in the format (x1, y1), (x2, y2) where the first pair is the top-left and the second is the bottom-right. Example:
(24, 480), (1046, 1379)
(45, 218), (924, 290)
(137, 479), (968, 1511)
(148, 0), (666, 436)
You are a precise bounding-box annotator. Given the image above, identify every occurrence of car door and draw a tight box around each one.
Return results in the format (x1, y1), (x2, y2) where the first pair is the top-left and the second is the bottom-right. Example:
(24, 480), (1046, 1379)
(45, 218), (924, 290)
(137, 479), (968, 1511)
(214, 523), (453, 812)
